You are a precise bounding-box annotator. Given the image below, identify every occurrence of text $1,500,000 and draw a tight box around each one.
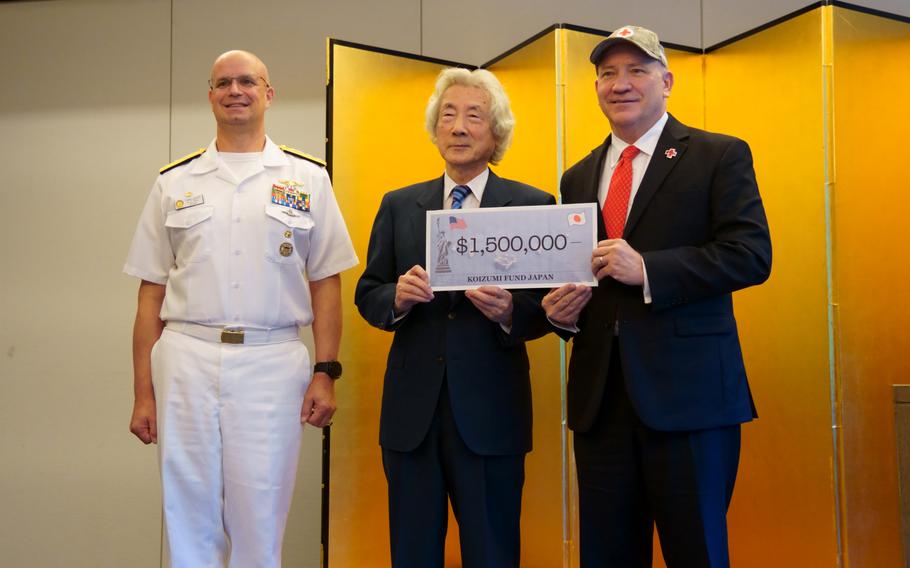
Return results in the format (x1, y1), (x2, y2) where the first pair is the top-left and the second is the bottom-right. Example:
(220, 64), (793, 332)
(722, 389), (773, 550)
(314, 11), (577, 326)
(455, 234), (568, 257)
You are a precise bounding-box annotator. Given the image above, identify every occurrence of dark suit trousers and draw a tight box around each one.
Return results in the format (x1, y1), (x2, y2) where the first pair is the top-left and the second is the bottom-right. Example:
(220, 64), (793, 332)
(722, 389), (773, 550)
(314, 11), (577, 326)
(382, 378), (525, 568)
(573, 339), (741, 568)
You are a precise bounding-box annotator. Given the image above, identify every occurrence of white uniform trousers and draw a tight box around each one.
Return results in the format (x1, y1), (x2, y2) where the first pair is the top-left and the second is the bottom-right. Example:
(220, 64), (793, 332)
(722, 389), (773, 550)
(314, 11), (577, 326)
(151, 327), (311, 568)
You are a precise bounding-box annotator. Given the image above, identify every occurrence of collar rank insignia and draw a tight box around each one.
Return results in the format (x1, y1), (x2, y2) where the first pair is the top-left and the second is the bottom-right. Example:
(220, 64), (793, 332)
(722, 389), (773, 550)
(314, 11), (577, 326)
(665, 148), (678, 159)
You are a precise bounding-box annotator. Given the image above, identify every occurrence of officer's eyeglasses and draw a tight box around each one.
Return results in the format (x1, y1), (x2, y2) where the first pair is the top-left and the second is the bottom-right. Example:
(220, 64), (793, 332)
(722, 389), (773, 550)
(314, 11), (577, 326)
(209, 75), (270, 91)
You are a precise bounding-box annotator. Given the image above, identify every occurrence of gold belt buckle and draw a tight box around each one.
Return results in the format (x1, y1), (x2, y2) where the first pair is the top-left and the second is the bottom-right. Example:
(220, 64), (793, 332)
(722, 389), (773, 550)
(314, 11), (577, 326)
(221, 329), (245, 344)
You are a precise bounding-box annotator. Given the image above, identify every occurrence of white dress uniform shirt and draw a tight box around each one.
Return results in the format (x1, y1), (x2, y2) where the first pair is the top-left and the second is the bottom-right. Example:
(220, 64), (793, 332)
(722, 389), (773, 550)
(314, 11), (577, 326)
(124, 136), (358, 329)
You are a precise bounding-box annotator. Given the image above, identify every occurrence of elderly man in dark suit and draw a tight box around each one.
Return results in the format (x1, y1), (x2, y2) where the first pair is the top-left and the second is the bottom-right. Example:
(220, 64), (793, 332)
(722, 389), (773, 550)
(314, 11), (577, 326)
(355, 68), (554, 568)
(543, 26), (772, 567)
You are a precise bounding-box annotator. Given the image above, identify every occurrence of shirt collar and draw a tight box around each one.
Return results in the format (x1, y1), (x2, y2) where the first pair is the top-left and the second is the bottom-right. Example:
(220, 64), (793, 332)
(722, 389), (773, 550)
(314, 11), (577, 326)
(261, 136), (288, 167)
(190, 135), (284, 174)
(608, 112), (669, 167)
(444, 168), (490, 202)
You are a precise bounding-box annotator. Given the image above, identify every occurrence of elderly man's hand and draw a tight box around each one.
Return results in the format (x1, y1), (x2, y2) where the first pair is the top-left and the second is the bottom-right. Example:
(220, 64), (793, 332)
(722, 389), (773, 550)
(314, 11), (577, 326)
(592, 239), (644, 285)
(542, 283), (592, 328)
(465, 286), (513, 325)
(393, 265), (434, 315)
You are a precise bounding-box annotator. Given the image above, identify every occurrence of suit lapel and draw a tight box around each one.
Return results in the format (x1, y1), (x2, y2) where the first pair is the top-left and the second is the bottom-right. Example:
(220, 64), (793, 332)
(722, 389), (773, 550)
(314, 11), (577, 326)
(479, 170), (511, 208)
(624, 115), (689, 238)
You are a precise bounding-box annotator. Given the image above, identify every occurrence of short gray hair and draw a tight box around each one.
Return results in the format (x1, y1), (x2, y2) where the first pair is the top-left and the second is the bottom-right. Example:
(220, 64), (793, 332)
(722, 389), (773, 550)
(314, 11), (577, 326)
(425, 68), (515, 165)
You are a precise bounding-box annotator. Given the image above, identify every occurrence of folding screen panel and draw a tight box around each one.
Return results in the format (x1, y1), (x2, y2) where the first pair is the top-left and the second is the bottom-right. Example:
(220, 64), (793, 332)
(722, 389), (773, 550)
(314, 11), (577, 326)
(553, 28), (708, 567)
(328, 37), (571, 567)
(327, 41), (456, 567)
(831, 6), (910, 566)
(482, 29), (568, 568)
(705, 8), (839, 566)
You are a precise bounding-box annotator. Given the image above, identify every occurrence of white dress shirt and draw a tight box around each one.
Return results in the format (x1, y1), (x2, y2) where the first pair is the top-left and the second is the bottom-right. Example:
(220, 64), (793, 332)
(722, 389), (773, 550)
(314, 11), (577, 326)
(443, 168), (488, 209)
(598, 112), (669, 304)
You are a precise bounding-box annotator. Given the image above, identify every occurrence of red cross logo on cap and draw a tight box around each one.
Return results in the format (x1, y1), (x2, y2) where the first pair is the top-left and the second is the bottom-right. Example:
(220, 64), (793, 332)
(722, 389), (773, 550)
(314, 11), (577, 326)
(618, 28), (633, 37)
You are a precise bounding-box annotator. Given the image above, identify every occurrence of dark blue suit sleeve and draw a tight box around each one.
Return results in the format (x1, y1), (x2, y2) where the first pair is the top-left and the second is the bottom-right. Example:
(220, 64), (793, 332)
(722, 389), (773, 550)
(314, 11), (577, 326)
(355, 193), (401, 330)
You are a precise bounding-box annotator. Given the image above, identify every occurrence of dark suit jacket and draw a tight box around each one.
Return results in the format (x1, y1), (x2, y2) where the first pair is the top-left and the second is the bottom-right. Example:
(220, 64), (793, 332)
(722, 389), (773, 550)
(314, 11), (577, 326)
(560, 114), (772, 433)
(355, 171), (556, 455)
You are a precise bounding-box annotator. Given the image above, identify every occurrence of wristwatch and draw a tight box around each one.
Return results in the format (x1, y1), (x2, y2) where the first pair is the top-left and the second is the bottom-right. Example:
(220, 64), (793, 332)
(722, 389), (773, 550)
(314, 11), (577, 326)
(314, 360), (343, 380)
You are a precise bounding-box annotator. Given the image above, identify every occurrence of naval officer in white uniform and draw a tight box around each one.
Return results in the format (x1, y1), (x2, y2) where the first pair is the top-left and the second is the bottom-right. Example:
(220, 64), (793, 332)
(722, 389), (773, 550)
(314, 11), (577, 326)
(125, 49), (358, 567)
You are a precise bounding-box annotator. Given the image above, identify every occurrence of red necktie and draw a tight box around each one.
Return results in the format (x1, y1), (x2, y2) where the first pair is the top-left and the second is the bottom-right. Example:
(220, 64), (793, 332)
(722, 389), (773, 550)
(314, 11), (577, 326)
(602, 145), (640, 238)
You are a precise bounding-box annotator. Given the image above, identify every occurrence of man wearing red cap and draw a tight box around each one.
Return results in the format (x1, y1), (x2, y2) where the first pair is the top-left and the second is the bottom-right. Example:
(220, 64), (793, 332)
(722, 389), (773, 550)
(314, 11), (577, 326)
(543, 25), (772, 567)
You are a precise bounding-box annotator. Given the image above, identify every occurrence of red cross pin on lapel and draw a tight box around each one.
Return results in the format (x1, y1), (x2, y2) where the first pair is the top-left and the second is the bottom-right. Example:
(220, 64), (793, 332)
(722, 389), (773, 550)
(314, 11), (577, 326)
(665, 148), (678, 159)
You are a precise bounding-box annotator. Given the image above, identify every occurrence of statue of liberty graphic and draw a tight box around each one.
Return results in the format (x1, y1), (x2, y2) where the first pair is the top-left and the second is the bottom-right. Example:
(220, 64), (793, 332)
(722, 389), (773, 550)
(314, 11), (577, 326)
(435, 217), (452, 274)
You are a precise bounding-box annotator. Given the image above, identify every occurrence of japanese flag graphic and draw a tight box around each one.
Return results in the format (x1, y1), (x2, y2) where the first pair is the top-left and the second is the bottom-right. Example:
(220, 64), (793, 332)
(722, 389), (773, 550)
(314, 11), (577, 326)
(568, 212), (586, 225)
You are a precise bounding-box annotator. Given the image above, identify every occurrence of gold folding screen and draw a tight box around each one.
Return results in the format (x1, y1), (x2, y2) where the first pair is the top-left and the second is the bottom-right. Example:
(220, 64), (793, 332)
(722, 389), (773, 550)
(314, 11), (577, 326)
(831, 8), (910, 567)
(328, 7), (910, 566)
(702, 7), (910, 564)
(328, 43), (451, 567)
(327, 38), (570, 567)
(479, 31), (566, 568)
(704, 9), (839, 565)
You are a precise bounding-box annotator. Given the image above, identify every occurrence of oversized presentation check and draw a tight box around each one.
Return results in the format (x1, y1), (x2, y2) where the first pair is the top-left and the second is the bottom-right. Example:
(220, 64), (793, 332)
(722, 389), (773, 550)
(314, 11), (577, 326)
(426, 203), (598, 291)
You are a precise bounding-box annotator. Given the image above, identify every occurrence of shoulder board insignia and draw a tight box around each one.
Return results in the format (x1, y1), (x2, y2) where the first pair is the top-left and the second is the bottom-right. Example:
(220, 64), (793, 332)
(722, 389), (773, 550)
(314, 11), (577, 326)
(279, 145), (326, 167)
(159, 148), (206, 174)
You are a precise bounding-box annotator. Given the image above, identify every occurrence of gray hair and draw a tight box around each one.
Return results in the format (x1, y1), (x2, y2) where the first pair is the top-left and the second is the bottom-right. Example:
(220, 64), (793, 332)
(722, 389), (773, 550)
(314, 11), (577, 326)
(425, 68), (515, 165)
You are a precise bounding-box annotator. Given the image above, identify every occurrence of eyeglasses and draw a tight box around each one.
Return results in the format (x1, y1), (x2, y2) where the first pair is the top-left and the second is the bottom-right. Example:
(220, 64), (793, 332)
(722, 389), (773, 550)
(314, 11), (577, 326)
(208, 75), (270, 91)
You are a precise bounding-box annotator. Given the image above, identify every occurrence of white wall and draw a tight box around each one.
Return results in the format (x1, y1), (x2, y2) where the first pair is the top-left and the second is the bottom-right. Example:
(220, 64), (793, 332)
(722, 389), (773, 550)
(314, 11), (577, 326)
(421, 0), (702, 64)
(1, 0), (904, 565)
(0, 1), (171, 565)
